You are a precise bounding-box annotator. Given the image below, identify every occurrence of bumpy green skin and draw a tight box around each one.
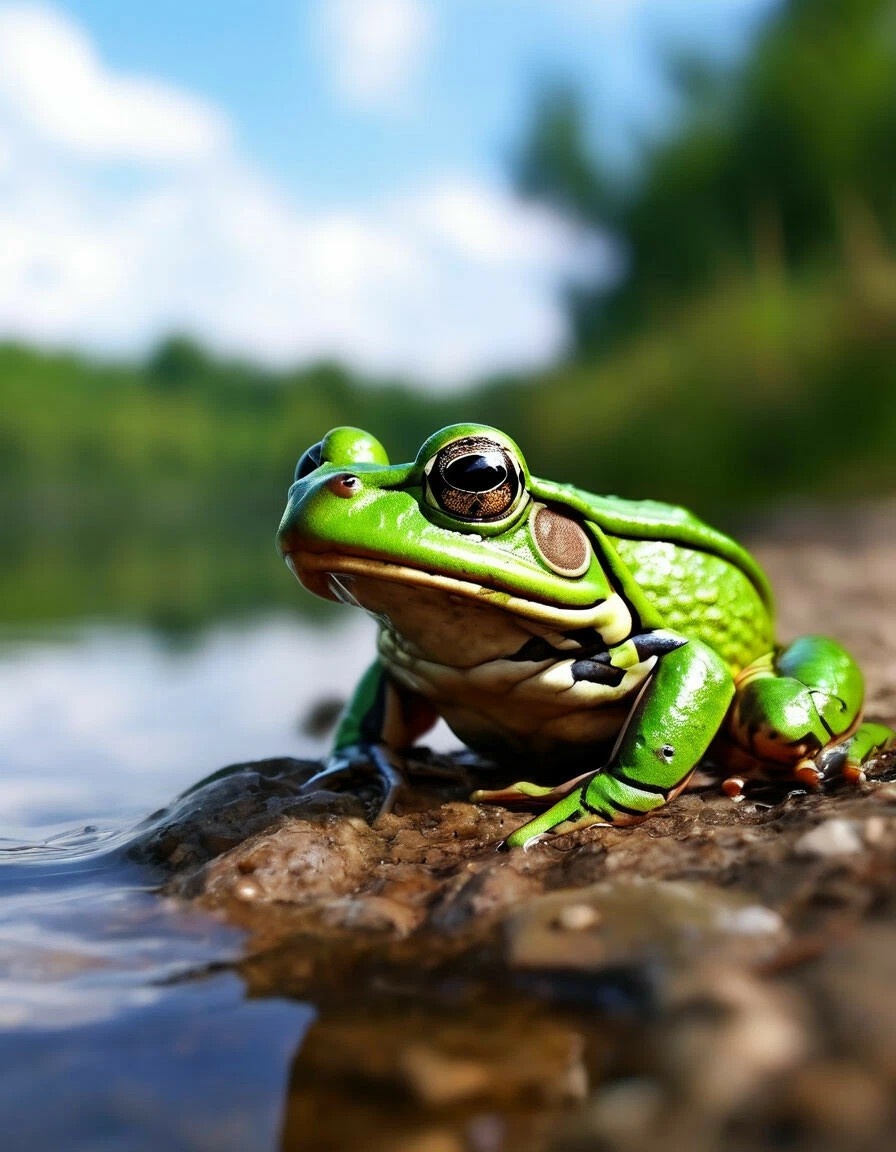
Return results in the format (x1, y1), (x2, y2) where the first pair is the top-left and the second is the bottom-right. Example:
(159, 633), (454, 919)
(277, 424), (895, 848)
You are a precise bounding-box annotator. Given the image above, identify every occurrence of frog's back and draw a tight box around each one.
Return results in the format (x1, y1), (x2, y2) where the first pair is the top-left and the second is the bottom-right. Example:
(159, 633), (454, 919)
(609, 535), (773, 670)
(531, 481), (775, 672)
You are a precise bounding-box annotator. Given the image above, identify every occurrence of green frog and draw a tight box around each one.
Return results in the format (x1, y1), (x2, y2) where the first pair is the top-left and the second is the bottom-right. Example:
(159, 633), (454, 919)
(277, 424), (894, 849)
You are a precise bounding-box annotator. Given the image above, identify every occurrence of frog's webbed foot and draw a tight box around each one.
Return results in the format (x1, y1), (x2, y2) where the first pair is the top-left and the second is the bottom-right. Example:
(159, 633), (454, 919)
(730, 639), (896, 795)
(493, 773), (625, 851)
(723, 723), (896, 799)
(476, 768), (669, 849)
(301, 744), (406, 819)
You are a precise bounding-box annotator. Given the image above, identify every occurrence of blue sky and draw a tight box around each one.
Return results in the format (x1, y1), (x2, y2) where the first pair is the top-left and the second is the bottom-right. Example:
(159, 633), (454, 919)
(0, 1), (777, 386)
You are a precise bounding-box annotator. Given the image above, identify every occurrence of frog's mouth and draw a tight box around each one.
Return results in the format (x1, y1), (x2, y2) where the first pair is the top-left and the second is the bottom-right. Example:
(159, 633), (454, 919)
(285, 549), (627, 631)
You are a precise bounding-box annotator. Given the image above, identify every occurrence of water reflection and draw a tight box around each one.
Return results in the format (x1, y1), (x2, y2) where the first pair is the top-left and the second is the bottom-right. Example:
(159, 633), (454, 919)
(0, 613), (464, 1151)
(0, 614), (361, 1146)
(0, 614), (378, 833)
(0, 821), (313, 1149)
(0, 971), (313, 1151)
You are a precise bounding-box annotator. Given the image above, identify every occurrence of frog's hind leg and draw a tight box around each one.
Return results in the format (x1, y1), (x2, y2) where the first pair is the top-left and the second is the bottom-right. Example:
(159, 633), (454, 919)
(727, 635), (894, 790)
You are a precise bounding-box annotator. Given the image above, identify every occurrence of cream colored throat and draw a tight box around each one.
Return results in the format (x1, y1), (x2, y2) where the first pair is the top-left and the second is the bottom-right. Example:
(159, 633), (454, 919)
(290, 550), (632, 641)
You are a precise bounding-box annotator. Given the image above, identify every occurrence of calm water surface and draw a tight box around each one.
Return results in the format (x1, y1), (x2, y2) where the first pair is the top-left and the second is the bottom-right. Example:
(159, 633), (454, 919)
(0, 614), (390, 1149)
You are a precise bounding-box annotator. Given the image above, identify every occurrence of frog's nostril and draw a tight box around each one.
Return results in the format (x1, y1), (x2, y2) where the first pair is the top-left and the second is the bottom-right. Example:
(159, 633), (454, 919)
(327, 474), (361, 498)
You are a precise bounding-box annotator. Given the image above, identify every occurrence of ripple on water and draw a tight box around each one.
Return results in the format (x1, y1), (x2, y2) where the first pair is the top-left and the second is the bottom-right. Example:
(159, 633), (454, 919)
(0, 824), (314, 1150)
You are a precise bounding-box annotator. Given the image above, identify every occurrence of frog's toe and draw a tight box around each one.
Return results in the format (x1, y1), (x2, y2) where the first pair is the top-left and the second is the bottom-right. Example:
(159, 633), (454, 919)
(722, 774), (747, 799)
(301, 744), (407, 818)
(794, 758), (825, 790)
(472, 771), (593, 811)
(473, 780), (566, 810)
(501, 787), (610, 850)
(810, 721), (895, 787)
(842, 721), (895, 779)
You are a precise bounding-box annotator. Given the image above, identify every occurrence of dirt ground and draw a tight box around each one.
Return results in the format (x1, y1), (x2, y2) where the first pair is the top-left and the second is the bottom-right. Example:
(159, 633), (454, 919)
(134, 503), (896, 1152)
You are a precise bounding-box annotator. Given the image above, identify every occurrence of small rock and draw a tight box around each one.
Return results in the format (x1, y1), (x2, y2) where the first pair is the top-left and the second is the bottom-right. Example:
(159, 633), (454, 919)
(399, 1046), (492, 1106)
(863, 815), (889, 845)
(794, 818), (864, 858)
(555, 904), (600, 932)
(506, 880), (787, 976)
(870, 782), (896, 804)
(319, 895), (423, 936)
(233, 878), (262, 902)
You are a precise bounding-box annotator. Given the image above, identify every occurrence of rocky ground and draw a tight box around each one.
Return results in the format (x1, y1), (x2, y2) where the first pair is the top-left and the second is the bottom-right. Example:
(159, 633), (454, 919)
(133, 504), (896, 1152)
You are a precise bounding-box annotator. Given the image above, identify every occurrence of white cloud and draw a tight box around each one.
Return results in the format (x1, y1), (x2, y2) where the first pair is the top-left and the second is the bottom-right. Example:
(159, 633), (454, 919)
(0, 4), (228, 162)
(318, 0), (434, 108)
(0, 153), (597, 383)
(0, 4), (604, 386)
(408, 180), (585, 265)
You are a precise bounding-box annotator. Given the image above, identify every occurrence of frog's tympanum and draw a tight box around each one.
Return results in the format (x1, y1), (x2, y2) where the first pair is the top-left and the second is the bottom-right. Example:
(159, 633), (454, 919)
(277, 425), (895, 848)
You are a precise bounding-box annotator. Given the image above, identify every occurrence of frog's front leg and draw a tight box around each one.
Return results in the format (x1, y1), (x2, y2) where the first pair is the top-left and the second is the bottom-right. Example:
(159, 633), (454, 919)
(301, 660), (438, 816)
(490, 637), (735, 849)
(726, 636), (896, 792)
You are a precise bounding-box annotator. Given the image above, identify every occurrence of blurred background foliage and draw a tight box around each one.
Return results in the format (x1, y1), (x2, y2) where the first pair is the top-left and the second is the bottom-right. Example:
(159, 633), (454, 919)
(3, 0), (896, 631)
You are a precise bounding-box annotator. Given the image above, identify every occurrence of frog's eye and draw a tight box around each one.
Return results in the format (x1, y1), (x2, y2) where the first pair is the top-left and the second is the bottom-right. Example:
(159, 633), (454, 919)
(294, 441), (323, 482)
(423, 436), (526, 522)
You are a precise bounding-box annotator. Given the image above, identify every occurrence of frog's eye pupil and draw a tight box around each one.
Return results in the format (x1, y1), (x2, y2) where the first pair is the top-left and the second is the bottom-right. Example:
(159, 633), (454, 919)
(294, 441), (323, 482)
(425, 436), (524, 522)
(444, 453), (508, 493)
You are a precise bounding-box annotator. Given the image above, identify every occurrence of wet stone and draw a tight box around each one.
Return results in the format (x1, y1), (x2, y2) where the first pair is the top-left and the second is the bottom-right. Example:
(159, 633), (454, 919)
(794, 818), (865, 858)
(505, 880), (787, 980)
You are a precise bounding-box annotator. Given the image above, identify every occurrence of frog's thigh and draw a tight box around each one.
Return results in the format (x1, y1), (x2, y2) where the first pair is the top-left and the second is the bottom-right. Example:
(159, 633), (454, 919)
(728, 636), (878, 784)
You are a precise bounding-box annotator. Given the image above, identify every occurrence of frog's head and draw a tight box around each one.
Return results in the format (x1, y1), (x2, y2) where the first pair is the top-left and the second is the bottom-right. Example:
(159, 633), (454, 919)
(277, 424), (612, 618)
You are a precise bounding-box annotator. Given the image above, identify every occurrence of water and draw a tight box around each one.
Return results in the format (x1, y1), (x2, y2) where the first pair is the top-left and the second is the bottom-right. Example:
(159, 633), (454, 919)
(0, 615), (377, 830)
(0, 615), (376, 1148)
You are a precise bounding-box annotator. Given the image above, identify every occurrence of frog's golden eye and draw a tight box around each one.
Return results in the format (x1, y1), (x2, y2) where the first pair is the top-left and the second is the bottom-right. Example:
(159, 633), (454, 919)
(294, 441), (323, 482)
(423, 436), (525, 522)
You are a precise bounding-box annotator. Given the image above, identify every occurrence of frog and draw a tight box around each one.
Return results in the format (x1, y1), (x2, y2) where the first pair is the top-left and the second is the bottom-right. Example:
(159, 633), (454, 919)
(276, 424), (895, 849)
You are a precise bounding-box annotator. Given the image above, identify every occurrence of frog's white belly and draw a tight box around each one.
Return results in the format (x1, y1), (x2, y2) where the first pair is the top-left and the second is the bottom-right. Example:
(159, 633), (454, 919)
(330, 573), (654, 760)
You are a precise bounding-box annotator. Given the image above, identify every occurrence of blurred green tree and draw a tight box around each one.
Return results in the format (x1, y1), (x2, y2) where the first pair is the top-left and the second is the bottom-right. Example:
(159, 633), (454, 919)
(147, 335), (212, 390)
(516, 0), (896, 350)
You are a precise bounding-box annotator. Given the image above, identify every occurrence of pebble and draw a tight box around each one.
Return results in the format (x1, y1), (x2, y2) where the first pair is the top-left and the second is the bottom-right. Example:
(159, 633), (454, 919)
(555, 904), (600, 932)
(233, 878), (262, 901)
(794, 819), (864, 858)
(506, 880), (787, 973)
(863, 815), (889, 845)
(398, 1046), (492, 1106)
